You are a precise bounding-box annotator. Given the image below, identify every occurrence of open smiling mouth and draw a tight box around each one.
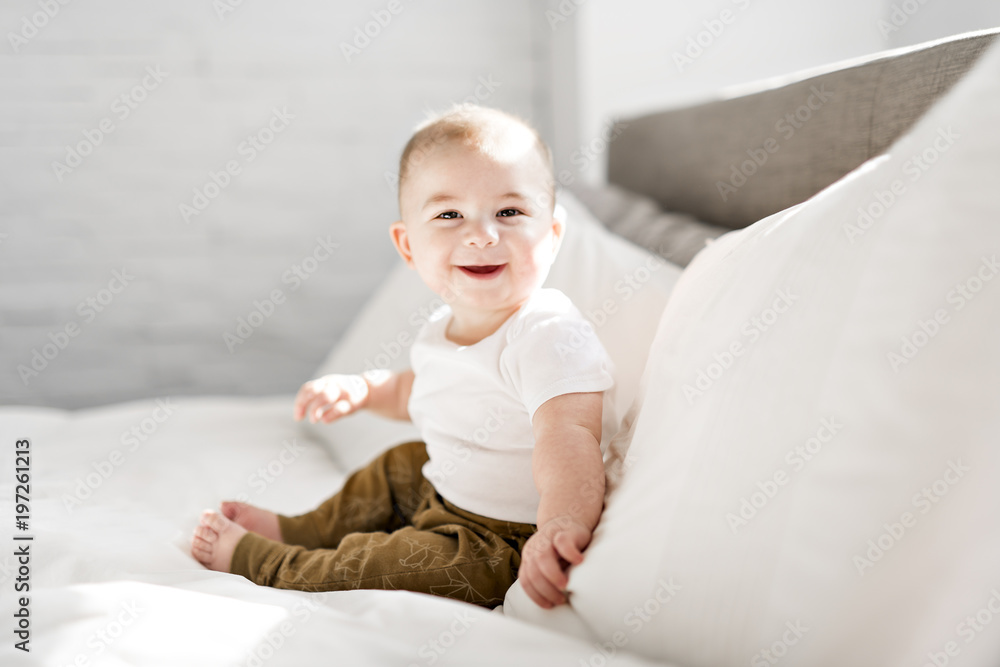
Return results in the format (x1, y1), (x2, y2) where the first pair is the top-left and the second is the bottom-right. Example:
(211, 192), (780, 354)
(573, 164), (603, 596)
(458, 264), (506, 278)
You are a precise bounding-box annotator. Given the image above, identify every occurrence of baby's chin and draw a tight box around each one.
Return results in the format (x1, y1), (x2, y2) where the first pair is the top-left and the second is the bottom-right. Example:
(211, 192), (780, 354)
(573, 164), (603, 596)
(449, 288), (538, 316)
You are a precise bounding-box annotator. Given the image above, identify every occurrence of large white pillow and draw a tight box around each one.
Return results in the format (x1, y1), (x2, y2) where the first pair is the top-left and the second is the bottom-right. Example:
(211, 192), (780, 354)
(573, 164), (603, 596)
(506, 42), (1000, 666)
(302, 192), (683, 472)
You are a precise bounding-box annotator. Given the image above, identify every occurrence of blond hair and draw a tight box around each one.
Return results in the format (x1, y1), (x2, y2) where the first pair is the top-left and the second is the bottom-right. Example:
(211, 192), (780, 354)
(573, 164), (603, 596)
(398, 104), (554, 209)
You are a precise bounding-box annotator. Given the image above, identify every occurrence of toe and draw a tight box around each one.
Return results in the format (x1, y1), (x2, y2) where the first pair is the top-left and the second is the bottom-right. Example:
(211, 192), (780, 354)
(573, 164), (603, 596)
(220, 501), (243, 521)
(191, 537), (212, 565)
(202, 509), (232, 533)
(194, 523), (218, 541)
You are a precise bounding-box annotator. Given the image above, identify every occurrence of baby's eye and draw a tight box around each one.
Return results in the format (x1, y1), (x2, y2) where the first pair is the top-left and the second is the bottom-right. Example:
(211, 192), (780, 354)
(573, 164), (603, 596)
(436, 211), (461, 220)
(497, 208), (522, 218)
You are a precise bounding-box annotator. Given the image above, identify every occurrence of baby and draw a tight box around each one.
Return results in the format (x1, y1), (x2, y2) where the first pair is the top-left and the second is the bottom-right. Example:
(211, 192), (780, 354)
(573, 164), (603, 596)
(191, 105), (614, 610)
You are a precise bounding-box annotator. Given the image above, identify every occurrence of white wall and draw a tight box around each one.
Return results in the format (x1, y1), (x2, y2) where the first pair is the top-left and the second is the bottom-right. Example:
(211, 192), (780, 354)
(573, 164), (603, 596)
(0, 0), (546, 408)
(884, 0), (1000, 48)
(563, 0), (1000, 183)
(4, 0), (996, 409)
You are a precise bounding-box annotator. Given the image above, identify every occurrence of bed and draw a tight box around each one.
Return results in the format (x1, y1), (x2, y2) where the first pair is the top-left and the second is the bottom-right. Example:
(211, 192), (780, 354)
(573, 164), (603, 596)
(2, 28), (999, 667)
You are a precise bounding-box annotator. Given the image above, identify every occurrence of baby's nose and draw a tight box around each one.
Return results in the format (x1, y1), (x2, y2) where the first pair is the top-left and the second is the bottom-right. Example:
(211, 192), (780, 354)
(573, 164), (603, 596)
(464, 217), (499, 247)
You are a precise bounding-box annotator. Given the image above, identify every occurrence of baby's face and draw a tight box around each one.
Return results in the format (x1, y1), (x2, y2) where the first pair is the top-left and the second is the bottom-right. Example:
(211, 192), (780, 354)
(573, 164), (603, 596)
(391, 141), (561, 319)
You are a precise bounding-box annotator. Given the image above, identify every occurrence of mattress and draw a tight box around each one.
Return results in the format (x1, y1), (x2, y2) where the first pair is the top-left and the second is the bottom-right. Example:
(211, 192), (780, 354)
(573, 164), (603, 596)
(0, 396), (665, 667)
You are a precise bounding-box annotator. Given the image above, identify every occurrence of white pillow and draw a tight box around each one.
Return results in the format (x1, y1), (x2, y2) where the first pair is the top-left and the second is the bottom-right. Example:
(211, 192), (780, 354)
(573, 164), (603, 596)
(302, 191), (683, 473)
(506, 42), (1000, 666)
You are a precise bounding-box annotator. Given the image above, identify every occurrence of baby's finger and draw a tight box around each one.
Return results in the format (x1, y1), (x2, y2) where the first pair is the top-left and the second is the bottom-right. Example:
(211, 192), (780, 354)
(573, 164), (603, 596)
(529, 566), (568, 607)
(342, 375), (369, 405)
(320, 399), (354, 423)
(293, 383), (317, 420)
(304, 392), (339, 423)
(535, 548), (569, 591)
(553, 533), (585, 566)
(311, 401), (335, 423)
(520, 577), (553, 610)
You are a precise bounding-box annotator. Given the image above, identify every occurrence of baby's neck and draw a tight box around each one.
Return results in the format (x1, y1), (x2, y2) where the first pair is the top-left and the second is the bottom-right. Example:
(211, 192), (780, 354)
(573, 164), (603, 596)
(445, 303), (524, 345)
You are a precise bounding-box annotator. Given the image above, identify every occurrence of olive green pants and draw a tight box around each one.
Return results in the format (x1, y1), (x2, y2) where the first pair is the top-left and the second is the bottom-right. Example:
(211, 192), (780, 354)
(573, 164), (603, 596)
(231, 441), (537, 608)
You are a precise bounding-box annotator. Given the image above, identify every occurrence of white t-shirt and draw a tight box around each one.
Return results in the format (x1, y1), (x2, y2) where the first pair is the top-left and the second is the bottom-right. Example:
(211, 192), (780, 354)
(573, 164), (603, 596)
(408, 288), (616, 524)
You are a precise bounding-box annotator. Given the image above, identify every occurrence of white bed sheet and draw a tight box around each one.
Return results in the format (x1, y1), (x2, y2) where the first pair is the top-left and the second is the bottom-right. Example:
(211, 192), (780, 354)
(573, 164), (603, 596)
(0, 396), (668, 667)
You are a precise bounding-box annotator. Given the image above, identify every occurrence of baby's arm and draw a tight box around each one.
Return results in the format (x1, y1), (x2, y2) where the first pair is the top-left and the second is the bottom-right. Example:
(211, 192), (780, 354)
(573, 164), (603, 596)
(293, 369), (414, 423)
(519, 391), (605, 609)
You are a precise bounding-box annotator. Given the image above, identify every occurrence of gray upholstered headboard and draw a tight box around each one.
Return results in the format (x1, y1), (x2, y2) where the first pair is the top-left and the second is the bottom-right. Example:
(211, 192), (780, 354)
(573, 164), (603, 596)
(608, 28), (999, 230)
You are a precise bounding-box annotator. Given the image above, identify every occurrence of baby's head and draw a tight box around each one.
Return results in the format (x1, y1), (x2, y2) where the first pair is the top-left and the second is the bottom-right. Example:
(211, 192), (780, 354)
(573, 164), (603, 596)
(397, 105), (555, 212)
(390, 105), (563, 323)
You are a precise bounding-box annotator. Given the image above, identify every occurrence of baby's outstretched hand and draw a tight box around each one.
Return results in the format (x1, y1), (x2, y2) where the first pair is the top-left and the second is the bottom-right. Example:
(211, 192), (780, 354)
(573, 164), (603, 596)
(518, 516), (592, 609)
(293, 374), (369, 424)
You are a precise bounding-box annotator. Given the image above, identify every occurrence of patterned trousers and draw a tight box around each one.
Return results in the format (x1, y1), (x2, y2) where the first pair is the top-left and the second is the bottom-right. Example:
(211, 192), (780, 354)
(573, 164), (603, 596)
(230, 441), (537, 608)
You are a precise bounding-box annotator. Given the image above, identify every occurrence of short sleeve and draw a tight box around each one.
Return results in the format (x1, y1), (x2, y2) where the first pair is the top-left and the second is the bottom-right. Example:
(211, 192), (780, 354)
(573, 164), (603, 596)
(500, 300), (615, 420)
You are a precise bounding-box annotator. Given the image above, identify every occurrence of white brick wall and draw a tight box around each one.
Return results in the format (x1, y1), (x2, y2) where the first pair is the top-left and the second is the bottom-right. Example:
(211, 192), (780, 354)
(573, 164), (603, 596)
(0, 0), (556, 408)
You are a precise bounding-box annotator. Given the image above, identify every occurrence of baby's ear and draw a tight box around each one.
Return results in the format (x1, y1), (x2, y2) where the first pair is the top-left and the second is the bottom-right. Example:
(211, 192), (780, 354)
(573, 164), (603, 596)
(549, 206), (566, 256)
(553, 201), (567, 226)
(389, 220), (415, 267)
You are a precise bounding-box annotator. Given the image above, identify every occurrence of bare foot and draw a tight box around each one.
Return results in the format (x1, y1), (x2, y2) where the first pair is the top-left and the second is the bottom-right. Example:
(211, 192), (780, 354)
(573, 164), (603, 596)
(220, 501), (283, 542)
(191, 509), (248, 571)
